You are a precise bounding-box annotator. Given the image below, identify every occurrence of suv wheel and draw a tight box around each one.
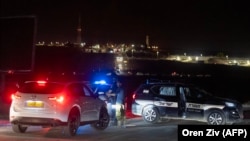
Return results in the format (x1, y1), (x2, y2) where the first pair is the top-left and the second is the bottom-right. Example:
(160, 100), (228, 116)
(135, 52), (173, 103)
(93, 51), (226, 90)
(12, 124), (27, 133)
(207, 110), (225, 125)
(63, 112), (80, 136)
(91, 108), (110, 130)
(142, 107), (160, 124)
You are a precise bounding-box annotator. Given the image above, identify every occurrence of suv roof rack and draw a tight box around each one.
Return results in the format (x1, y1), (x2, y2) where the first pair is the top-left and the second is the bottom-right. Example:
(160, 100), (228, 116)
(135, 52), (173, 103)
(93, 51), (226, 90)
(146, 79), (171, 84)
(145, 78), (191, 85)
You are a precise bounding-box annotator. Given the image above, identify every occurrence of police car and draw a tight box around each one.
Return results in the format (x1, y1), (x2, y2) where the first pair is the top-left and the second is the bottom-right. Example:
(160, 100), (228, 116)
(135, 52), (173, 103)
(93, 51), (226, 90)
(131, 80), (243, 125)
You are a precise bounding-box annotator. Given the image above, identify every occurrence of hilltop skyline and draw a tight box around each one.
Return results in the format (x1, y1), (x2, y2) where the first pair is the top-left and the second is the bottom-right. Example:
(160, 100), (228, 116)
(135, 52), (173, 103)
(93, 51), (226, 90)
(1, 0), (250, 56)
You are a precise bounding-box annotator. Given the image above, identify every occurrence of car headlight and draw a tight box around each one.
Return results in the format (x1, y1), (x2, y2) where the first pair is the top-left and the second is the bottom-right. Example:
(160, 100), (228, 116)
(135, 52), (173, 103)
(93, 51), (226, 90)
(225, 102), (236, 107)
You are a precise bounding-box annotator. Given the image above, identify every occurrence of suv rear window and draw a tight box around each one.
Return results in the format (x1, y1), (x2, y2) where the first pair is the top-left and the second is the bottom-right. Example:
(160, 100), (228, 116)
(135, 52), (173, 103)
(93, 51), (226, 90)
(19, 82), (65, 94)
(151, 85), (176, 96)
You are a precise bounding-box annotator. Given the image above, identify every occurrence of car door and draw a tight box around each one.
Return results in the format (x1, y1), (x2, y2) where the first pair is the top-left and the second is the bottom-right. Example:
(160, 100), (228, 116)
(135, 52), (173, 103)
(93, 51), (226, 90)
(178, 86), (187, 118)
(81, 84), (100, 121)
(152, 85), (179, 117)
(185, 87), (205, 120)
(67, 83), (89, 121)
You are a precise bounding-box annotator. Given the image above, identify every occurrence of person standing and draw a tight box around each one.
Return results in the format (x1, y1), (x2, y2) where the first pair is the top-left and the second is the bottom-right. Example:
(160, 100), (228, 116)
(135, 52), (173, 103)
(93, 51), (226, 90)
(114, 79), (126, 127)
(106, 78), (118, 126)
(106, 79), (126, 127)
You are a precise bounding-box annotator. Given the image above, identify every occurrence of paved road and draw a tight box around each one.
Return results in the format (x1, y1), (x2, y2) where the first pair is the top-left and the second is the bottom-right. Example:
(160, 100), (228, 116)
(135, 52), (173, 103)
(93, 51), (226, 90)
(0, 117), (183, 141)
(1, 116), (250, 141)
(1, 103), (250, 141)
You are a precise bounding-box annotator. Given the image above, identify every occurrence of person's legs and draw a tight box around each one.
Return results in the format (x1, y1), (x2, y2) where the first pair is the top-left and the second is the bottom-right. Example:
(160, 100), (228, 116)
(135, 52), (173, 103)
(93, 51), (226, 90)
(107, 103), (112, 116)
(107, 103), (115, 126)
(116, 104), (126, 127)
(112, 104), (117, 125)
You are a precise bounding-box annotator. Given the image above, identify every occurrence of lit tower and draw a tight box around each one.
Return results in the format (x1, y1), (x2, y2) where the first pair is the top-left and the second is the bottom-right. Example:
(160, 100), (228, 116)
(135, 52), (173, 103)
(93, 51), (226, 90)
(76, 14), (82, 46)
(146, 35), (150, 49)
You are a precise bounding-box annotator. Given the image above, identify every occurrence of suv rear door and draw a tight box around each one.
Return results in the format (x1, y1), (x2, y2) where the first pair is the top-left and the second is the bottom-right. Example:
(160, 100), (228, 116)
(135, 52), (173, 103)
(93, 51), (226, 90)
(82, 84), (101, 121)
(151, 84), (179, 117)
(67, 83), (99, 121)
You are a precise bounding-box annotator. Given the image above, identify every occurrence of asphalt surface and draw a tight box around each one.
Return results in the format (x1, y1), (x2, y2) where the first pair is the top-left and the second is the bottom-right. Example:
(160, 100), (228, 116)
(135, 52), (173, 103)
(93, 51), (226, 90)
(1, 104), (250, 141)
(1, 98), (250, 124)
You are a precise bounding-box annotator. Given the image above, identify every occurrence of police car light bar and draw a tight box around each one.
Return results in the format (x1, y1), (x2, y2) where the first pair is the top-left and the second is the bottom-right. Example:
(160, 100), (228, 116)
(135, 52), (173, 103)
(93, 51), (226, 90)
(94, 80), (107, 85)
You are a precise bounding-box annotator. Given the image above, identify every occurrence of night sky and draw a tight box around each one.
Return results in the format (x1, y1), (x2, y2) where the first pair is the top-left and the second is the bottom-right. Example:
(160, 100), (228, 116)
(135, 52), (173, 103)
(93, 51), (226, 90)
(1, 0), (250, 56)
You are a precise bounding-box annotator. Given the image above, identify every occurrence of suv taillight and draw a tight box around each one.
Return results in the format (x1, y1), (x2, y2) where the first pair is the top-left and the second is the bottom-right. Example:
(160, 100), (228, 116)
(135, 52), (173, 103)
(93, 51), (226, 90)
(48, 95), (64, 103)
(11, 94), (21, 100)
(132, 93), (136, 100)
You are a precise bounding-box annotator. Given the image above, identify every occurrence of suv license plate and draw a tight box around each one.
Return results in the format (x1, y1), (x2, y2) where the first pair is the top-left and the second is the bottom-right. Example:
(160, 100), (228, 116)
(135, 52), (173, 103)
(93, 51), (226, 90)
(26, 101), (44, 108)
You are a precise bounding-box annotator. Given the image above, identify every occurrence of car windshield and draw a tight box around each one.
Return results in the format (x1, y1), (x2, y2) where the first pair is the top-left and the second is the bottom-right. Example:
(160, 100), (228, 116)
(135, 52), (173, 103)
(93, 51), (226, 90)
(18, 82), (65, 94)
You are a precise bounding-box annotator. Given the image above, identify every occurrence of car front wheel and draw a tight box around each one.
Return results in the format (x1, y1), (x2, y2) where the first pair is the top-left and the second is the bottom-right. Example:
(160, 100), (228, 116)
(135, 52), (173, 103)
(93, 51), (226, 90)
(207, 110), (225, 125)
(91, 108), (110, 130)
(63, 112), (80, 137)
(142, 107), (160, 124)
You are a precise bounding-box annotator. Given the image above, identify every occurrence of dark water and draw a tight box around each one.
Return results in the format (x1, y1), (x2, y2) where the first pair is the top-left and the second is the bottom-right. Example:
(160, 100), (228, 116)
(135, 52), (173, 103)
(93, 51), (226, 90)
(1, 50), (250, 108)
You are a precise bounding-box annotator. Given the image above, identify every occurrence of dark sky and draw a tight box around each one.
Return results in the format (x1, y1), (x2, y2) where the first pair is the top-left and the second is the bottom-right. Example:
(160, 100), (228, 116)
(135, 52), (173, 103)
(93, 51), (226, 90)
(1, 0), (250, 56)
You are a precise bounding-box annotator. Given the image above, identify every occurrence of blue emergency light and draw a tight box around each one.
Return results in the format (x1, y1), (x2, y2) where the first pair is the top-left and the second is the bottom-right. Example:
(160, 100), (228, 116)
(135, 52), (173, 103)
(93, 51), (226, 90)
(94, 80), (107, 85)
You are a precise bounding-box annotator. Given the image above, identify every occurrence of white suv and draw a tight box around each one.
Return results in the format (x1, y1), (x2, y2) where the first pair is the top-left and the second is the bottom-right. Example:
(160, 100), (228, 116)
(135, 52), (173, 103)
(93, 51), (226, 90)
(9, 80), (110, 136)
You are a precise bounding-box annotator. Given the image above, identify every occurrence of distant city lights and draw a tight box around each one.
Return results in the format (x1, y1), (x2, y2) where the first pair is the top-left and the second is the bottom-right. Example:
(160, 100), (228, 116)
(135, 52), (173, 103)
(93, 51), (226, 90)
(35, 41), (250, 68)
